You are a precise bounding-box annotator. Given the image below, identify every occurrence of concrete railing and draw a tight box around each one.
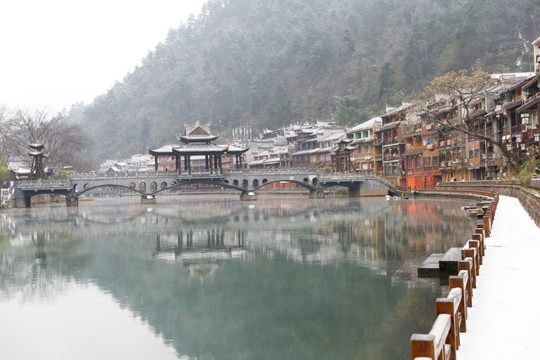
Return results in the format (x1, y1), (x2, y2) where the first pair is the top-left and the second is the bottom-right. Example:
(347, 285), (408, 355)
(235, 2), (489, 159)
(15, 180), (71, 189)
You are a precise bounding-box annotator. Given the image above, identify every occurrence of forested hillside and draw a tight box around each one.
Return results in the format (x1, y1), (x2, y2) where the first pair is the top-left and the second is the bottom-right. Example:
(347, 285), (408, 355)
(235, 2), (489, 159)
(70, 0), (540, 163)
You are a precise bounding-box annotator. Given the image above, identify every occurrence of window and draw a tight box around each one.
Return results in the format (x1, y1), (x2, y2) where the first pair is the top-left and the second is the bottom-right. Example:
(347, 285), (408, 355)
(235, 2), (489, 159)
(433, 156), (439, 165)
(407, 158), (413, 169)
(424, 157), (431, 166)
(415, 157), (422, 168)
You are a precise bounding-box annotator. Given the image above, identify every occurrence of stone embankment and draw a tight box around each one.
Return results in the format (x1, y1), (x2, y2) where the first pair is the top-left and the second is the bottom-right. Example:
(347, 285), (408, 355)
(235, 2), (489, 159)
(433, 180), (540, 227)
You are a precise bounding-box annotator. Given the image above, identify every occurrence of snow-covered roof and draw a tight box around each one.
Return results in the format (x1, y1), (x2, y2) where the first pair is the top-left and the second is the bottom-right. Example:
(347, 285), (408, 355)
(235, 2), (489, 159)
(318, 131), (346, 143)
(148, 144), (178, 154)
(347, 117), (383, 133)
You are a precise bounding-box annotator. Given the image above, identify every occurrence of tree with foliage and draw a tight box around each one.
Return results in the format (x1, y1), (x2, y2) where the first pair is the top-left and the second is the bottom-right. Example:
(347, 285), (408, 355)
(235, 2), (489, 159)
(0, 109), (92, 174)
(68, 0), (540, 164)
(418, 70), (523, 171)
(335, 97), (368, 126)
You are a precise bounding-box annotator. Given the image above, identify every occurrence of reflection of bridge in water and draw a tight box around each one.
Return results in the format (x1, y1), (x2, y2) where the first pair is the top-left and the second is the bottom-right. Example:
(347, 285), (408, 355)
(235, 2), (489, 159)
(10, 169), (397, 207)
(0, 196), (476, 360)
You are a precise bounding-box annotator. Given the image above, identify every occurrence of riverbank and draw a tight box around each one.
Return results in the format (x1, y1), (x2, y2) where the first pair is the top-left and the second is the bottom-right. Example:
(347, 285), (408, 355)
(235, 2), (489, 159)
(436, 181), (540, 227)
(458, 195), (540, 358)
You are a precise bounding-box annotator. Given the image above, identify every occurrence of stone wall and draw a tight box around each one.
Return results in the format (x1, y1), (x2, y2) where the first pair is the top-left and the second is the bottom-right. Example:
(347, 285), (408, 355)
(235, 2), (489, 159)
(436, 181), (540, 227)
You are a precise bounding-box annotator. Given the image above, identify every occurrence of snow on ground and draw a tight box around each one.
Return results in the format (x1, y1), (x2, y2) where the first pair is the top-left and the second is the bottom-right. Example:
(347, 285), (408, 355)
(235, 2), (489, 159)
(458, 195), (540, 359)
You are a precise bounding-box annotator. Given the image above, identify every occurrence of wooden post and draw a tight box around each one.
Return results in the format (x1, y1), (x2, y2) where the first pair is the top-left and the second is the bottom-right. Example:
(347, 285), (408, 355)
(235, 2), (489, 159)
(410, 314), (452, 360)
(472, 233), (484, 256)
(450, 269), (472, 310)
(436, 287), (462, 357)
(458, 258), (473, 312)
(462, 245), (478, 285)
(467, 239), (482, 265)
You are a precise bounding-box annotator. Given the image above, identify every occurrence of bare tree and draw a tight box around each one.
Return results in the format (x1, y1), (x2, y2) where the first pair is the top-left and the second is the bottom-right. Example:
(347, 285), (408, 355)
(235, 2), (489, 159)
(417, 70), (523, 171)
(0, 109), (92, 174)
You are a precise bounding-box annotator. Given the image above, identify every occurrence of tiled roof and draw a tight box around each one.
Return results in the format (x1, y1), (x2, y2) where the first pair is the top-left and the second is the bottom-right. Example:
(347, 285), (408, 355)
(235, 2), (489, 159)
(347, 117), (382, 133)
(173, 143), (227, 154)
(148, 144), (178, 154)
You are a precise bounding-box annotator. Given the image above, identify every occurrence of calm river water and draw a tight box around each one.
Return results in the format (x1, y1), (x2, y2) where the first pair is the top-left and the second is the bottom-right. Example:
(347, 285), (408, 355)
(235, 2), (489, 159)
(0, 195), (476, 360)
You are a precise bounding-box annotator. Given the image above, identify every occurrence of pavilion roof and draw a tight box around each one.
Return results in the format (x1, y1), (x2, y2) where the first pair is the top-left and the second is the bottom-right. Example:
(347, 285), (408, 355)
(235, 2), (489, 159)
(28, 151), (46, 157)
(28, 142), (45, 150)
(179, 125), (218, 143)
(173, 143), (228, 155)
(148, 144), (178, 155)
(226, 144), (249, 154)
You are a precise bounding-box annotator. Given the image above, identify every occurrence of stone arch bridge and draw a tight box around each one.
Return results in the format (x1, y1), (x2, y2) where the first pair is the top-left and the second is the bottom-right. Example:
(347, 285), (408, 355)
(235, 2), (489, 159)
(11, 169), (396, 208)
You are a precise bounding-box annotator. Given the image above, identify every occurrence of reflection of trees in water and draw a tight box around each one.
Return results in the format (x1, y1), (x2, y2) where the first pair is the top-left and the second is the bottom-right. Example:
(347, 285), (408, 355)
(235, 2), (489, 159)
(0, 231), (90, 301)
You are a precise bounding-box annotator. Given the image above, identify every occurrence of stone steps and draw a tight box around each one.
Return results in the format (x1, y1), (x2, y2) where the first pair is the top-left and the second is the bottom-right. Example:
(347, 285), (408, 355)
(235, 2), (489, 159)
(418, 247), (462, 278)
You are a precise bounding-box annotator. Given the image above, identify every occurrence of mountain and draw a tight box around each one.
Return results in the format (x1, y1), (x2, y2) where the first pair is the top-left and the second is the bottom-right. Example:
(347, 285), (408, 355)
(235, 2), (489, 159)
(70, 0), (540, 164)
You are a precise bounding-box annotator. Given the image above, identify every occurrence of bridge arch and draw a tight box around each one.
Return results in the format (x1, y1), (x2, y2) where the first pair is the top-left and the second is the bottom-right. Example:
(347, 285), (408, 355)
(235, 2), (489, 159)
(253, 179), (317, 192)
(151, 178), (247, 195)
(74, 183), (146, 198)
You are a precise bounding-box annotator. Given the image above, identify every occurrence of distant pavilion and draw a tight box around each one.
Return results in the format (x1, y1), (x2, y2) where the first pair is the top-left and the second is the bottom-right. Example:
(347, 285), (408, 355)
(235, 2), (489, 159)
(331, 137), (355, 172)
(148, 125), (249, 175)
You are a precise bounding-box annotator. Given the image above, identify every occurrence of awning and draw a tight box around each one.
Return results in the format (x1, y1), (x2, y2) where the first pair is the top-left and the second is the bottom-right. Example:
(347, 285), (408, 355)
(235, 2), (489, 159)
(503, 98), (524, 110)
(517, 96), (540, 113)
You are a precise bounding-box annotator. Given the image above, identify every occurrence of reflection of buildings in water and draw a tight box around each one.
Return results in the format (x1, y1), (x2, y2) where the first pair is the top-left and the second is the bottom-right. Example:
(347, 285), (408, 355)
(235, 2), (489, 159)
(188, 263), (217, 284)
(145, 199), (401, 275)
(374, 199), (475, 265)
(2, 197), (475, 281)
(151, 230), (251, 282)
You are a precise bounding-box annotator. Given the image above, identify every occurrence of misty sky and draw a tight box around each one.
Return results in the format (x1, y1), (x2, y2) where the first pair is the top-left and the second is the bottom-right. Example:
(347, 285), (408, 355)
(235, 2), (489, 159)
(0, 0), (207, 112)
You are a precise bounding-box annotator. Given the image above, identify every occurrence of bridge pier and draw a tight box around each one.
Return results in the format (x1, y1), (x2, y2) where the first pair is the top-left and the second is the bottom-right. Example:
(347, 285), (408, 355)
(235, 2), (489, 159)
(240, 192), (257, 201)
(348, 185), (361, 197)
(12, 189), (29, 208)
(13, 197), (28, 208)
(141, 195), (157, 204)
(66, 196), (79, 207)
(309, 189), (325, 199)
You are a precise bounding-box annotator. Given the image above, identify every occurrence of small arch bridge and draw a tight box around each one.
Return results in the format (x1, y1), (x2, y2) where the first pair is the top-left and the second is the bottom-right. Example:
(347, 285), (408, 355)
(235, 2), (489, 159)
(11, 169), (396, 208)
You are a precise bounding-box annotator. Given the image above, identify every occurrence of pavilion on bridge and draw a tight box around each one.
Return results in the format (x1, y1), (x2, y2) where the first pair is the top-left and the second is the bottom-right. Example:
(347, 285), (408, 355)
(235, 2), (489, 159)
(148, 125), (249, 175)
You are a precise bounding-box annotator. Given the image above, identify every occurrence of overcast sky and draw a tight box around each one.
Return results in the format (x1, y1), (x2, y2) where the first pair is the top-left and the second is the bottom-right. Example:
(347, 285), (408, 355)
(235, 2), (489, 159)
(0, 0), (207, 112)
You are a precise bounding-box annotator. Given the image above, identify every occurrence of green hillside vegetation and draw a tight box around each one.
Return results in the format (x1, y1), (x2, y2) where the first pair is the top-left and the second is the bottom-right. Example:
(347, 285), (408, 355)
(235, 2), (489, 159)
(70, 0), (540, 163)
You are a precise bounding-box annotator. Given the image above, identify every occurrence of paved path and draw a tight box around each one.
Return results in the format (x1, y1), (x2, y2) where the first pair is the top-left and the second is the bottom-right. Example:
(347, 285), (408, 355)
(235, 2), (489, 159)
(458, 195), (540, 359)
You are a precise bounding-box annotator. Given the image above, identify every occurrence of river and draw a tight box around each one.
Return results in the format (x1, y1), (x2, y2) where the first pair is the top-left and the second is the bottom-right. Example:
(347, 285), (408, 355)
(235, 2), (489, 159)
(0, 195), (476, 360)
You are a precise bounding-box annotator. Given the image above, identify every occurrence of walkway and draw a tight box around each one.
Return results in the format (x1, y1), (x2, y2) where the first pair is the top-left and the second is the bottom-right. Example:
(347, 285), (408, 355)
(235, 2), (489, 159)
(459, 195), (540, 358)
